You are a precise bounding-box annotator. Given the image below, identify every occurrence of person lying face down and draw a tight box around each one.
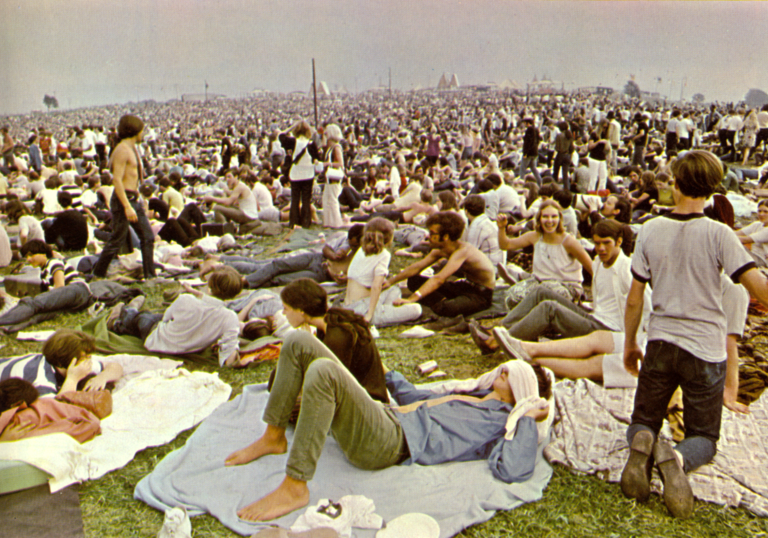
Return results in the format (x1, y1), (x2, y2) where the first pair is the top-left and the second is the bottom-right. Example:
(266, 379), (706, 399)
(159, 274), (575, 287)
(0, 377), (105, 443)
(225, 340), (553, 522)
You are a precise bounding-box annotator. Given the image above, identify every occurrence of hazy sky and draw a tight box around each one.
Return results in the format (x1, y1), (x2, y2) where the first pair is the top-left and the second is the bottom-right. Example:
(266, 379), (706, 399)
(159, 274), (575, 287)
(2, 0), (768, 115)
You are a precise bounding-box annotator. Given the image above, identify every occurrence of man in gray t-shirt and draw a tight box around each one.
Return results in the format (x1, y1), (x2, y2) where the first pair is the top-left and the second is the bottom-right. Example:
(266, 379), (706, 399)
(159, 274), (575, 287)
(621, 151), (768, 519)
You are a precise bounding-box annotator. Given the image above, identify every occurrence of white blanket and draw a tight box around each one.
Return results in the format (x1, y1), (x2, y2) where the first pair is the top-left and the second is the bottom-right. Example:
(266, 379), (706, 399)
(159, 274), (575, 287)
(545, 379), (768, 516)
(0, 368), (231, 492)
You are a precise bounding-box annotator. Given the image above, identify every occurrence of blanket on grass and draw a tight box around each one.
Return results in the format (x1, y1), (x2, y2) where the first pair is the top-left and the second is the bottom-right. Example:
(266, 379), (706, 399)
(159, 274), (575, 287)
(76, 311), (219, 364)
(0, 368), (231, 492)
(545, 379), (768, 517)
(135, 383), (552, 538)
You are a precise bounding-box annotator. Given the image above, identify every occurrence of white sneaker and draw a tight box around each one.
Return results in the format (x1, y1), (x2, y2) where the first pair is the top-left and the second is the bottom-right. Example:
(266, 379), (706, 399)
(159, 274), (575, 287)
(492, 327), (532, 362)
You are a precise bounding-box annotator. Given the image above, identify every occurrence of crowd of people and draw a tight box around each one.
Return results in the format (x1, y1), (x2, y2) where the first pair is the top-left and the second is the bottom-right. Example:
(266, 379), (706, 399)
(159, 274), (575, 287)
(1, 88), (767, 524)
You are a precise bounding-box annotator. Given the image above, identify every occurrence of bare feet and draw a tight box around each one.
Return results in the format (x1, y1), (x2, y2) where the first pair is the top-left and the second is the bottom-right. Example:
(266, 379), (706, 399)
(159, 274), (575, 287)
(225, 426), (288, 466)
(237, 475), (309, 521)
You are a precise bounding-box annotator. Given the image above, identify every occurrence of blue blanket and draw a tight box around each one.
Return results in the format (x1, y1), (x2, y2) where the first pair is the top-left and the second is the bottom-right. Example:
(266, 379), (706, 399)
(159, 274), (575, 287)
(135, 384), (552, 537)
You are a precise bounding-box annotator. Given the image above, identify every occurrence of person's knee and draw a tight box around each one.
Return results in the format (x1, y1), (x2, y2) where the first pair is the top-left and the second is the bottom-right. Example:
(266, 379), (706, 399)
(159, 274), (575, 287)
(304, 357), (341, 389)
(284, 329), (316, 352)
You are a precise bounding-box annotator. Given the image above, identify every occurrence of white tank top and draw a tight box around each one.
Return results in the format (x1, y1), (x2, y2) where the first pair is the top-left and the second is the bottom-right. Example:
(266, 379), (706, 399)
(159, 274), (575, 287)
(532, 234), (583, 285)
(239, 190), (259, 219)
(289, 137), (315, 181)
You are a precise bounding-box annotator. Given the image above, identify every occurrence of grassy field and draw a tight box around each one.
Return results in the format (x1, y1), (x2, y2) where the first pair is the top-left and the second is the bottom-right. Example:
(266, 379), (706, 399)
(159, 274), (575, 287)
(2, 229), (768, 538)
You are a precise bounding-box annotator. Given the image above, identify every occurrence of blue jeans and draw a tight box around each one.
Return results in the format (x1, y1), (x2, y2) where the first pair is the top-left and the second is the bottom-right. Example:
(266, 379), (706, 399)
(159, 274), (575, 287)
(230, 252), (327, 289)
(519, 156), (543, 185)
(0, 282), (91, 327)
(92, 192), (156, 279)
(112, 307), (163, 341)
(627, 340), (726, 473)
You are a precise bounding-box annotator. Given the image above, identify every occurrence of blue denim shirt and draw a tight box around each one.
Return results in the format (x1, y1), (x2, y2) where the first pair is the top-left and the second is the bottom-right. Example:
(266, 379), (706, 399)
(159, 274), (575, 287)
(387, 371), (539, 483)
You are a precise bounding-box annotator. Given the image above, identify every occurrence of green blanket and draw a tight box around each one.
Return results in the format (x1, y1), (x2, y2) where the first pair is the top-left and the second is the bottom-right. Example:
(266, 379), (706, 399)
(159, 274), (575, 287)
(75, 312), (218, 364)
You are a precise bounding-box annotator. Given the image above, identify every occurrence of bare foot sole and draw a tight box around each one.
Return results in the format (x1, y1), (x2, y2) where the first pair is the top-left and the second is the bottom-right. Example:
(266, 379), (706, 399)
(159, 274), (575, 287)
(225, 435), (287, 466)
(237, 477), (309, 521)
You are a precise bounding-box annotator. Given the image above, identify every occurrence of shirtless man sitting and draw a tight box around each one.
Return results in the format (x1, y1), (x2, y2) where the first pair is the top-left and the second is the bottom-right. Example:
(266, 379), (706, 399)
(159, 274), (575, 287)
(385, 211), (496, 317)
(203, 172), (259, 230)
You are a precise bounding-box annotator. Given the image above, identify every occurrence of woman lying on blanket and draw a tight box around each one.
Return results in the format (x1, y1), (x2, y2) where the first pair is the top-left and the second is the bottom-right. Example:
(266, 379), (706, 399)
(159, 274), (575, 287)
(225, 332), (553, 522)
(0, 240), (93, 333)
(0, 378), (110, 443)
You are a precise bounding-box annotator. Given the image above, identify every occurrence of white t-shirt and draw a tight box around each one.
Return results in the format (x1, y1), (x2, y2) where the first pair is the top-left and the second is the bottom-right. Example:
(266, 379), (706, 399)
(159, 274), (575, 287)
(590, 253), (630, 332)
(631, 213), (754, 362)
(496, 184), (523, 213)
(36, 188), (63, 214)
(347, 248), (391, 288)
(144, 294), (240, 366)
(18, 215), (44, 242)
(252, 182), (274, 210)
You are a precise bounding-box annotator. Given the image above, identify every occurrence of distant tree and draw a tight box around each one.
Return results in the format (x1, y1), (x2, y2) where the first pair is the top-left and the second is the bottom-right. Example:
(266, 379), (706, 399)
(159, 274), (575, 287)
(692, 93), (705, 103)
(745, 88), (768, 109)
(624, 80), (641, 99)
(43, 94), (59, 111)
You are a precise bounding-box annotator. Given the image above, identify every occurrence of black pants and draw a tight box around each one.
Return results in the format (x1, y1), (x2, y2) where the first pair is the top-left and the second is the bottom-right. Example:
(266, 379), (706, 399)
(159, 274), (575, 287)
(159, 218), (199, 247)
(350, 210), (403, 224)
(92, 192), (155, 279)
(552, 153), (572, 191)
(290, 179), (314, 228)
(666, 132), (678, 157)
(178, 203), (206, 236)
(407, 275), (494, 317)
(339, 185), (363, 210)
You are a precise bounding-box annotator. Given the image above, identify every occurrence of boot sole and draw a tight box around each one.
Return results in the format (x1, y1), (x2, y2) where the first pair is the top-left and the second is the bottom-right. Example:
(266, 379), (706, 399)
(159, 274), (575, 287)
(620, 430), (654, 502)
(654, 440), (694, 519)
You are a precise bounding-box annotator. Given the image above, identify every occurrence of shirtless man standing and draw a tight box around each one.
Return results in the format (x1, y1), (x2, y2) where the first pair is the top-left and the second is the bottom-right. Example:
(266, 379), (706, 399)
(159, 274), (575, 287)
(203, 172), (259, 230)
(92, 114), (155, 280)
(386, 211), (496, 317)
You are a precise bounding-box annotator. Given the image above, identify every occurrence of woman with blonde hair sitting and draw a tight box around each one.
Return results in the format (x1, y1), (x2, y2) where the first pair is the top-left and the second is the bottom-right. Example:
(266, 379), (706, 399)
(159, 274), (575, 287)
(344, 217), (421, 325)
(498, 199), (593, 302)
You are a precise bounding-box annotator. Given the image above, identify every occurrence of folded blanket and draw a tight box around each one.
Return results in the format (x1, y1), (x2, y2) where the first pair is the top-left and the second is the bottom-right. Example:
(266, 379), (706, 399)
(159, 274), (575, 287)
(0, 369), (231, 492)
(545, 379), (768, 517)
(135, 384), (553, 538)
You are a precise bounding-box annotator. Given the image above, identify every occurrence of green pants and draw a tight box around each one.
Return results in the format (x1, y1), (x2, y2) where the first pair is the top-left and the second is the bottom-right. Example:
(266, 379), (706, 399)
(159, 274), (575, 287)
(264, 330), (407, 481)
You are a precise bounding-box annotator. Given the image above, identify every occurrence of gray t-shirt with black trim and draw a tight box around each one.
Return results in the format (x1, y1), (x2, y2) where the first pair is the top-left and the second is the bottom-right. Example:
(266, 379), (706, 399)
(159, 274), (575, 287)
(631, 213), (754, 363)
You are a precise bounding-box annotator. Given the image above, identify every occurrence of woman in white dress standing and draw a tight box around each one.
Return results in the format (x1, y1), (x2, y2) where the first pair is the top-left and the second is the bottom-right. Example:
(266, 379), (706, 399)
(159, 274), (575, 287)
(321, 124), (344, 228)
